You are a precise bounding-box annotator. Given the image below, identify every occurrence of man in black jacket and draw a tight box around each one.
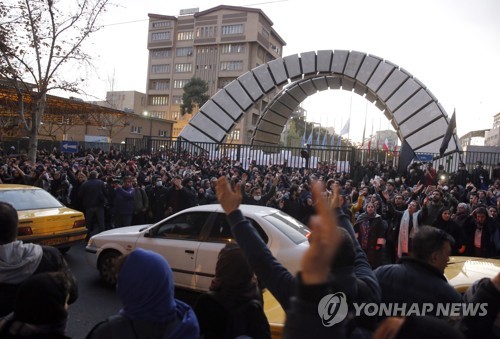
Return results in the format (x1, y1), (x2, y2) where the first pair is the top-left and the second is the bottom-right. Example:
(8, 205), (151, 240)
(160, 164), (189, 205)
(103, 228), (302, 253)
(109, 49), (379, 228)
(79, 170), (107, 235)
(375, 226), (461, 314)
(0, 202), (78, 317)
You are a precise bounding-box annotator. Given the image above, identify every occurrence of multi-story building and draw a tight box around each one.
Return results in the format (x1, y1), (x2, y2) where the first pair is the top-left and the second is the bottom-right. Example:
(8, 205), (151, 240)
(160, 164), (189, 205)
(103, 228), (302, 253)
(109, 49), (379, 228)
(145, 5), (286, 143)
(484, 112), (500, 147)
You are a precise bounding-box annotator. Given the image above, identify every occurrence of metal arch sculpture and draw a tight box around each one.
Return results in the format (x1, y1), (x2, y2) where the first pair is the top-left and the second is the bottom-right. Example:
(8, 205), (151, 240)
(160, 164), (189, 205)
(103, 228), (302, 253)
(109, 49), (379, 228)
(179, 50), (460, 156)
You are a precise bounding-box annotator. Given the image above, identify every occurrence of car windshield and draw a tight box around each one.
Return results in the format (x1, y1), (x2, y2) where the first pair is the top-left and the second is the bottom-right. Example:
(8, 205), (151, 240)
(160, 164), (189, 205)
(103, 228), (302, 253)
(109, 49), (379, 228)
(0, 189), (63, 210)
(263, 211), (310, 244)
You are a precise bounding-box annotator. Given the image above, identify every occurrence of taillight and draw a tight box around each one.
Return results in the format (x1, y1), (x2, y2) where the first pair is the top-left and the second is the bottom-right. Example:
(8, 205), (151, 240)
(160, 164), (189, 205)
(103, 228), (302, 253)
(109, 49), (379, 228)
(18, 227), (33, 236)
(305, 231), (311, 239)
(73, 219), (86, 228)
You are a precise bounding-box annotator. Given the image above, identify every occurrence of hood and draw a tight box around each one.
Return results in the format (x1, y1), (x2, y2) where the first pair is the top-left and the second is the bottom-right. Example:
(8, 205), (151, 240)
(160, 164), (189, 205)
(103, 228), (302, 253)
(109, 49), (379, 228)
(118, 248), (176, 322)
(166, 299), (200, 339)
(0, 241), (43, 284)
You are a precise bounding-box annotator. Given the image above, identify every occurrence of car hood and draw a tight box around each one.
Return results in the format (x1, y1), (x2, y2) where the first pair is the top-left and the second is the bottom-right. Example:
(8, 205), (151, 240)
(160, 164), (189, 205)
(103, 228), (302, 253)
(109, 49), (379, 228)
(95, 224), (152, 237)
(445, 256), (500, 293)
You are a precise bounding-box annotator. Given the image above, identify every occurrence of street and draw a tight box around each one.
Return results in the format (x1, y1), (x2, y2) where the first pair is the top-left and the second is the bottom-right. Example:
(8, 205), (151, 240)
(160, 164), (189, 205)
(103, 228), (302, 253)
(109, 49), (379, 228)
(64, 243), (200, 338)
(64, 243), (121, 338)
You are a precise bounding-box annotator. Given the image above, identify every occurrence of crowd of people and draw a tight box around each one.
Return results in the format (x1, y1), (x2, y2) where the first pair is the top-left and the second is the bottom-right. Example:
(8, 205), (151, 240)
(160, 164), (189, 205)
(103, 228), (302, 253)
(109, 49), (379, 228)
(0, 147), (499, 338)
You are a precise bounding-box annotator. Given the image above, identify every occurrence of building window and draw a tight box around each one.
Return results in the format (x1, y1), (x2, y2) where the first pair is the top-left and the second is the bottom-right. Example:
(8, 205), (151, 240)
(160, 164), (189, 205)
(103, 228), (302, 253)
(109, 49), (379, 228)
(221, 24), (243, 35)
(176, 47), (193, 57)
(252, 113), (259, 125)
(196, 26), (217, 38)
(149, 80), (169, 91)
(177, 31), (193, 41)
(149, 111), (167, 119)
(149, 96), (168, 106)
(172, 111), (179, 120)
(151, 48), (171, 59)
(175, 63), (193, 73)
(230, 129), (241, 141)
(218, 78), (234, 88)
(159, 129), (169, 137)
(173, 79), (189, 89)
(270, 43), (280, 54)
(262, 28), (270, 39)
(152, 31), (171, 41)
(220, 61), (243, 71)
(152, 21), (171, 28)
(172, 96), (183, 105)
(221, 44), (244, 54)
(131, 125), (142, 134)
(151, 64), (170, 74)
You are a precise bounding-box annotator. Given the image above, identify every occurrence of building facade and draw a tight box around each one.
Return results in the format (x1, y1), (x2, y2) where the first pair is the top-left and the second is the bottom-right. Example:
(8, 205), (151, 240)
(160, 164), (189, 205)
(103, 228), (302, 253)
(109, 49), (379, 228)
(484, 112), (500, 147)
(145, 5), (286, 143)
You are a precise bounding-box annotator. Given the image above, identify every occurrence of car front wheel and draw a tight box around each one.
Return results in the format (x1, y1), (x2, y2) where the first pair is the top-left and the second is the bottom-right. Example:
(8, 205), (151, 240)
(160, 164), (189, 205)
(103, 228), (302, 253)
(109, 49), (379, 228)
(98, 250), (121, 286)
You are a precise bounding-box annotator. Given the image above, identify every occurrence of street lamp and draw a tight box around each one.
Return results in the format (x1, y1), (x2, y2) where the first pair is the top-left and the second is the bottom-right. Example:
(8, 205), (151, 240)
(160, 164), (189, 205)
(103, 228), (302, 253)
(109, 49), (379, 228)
(142, 111), (153, 151)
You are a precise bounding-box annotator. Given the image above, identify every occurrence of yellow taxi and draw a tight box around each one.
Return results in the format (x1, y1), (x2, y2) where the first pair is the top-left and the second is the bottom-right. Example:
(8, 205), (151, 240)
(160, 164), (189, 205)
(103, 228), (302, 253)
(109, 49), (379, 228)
(263, 256), (500, 338)
(0, 184), (86, 251)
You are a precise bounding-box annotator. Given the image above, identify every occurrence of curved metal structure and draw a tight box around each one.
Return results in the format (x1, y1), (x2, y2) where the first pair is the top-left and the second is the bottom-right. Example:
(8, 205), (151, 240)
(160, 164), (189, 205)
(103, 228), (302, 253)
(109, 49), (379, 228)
(179, 50), (460, 155)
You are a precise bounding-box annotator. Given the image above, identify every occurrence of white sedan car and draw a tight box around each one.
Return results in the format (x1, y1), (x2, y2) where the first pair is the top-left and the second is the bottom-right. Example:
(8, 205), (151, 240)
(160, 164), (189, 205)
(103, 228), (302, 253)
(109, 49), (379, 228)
(85, 204), (310, 291)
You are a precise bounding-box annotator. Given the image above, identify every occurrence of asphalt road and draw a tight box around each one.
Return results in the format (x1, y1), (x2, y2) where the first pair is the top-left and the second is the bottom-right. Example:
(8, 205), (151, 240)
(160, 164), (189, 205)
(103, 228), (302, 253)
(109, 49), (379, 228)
(64, 243), (121, 338)
(64, 243), (201, 339)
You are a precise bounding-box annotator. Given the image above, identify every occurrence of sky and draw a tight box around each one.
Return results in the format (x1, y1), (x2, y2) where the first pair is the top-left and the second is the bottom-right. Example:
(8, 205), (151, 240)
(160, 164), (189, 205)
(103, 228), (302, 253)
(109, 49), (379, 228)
(75, 0), (500, 142)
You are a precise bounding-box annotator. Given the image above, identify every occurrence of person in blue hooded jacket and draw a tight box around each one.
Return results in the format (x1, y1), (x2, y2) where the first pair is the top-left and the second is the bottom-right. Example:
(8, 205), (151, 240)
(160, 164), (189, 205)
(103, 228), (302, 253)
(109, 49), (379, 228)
(86, 248), (199, 339)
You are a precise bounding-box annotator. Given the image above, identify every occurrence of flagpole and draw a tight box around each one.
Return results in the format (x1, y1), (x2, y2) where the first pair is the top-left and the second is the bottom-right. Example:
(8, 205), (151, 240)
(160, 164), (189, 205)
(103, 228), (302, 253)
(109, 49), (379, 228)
(337, 116), (343, 161)
(361, 102), (368, 165)
(377, 117), (382, 162)
(347, 94), (353, 142)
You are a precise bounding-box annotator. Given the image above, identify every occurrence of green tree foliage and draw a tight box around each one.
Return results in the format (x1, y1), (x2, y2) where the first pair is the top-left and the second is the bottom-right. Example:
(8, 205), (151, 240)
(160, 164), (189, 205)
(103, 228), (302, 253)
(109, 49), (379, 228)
(180, 77), (209, 115)
(0, 0), (110, 162)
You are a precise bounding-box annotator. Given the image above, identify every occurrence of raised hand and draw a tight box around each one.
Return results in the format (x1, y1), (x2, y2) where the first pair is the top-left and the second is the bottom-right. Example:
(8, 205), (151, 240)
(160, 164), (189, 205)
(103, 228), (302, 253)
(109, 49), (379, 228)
(216, 176), (242, 215)
(301, 182), (341, 285)
(330, 183), (341, 209)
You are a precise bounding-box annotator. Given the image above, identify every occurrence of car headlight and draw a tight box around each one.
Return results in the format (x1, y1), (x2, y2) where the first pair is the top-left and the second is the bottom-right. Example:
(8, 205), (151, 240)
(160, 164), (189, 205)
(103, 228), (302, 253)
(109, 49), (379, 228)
(87, 238), (96, 248)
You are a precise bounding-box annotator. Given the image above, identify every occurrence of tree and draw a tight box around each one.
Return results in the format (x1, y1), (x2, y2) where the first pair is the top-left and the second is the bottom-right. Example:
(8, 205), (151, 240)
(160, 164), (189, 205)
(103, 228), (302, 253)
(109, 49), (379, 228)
(180, 77), (209, 115)
(0, 0), (110, 162)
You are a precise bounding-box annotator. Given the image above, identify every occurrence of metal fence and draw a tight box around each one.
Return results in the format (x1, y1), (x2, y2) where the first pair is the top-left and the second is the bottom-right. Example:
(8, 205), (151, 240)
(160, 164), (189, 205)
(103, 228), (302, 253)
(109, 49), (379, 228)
(2, 136), (499, 177)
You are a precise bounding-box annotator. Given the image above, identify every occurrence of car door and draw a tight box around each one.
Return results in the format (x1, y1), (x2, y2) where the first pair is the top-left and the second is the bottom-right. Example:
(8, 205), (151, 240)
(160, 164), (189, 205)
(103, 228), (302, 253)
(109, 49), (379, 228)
(136, 211), (211, 290)
(195, 212), (232, 291)
(195, 212), (270, 291)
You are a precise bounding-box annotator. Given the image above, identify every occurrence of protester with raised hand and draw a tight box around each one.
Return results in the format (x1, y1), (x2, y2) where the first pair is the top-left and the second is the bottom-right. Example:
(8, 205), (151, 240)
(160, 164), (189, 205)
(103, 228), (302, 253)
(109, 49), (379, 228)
(216, 176), (380, 336)
(283, 181), (346, 338)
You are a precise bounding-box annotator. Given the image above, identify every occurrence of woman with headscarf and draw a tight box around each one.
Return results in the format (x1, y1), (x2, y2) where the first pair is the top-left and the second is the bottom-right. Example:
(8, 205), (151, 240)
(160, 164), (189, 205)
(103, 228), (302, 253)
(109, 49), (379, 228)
(0, 272), (71, 338)
(354, 201), (388, 268)
(396, 200), (424, 259)
(194, 243), (270, 339)
(86, 248), (199, 339)
(432, 207), (466, 255)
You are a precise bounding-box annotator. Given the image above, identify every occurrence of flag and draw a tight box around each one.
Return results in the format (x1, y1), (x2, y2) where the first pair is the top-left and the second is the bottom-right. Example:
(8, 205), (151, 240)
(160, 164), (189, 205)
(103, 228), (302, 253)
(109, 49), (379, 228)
(393, 144), (398, 157)
(322, 130), (327, 147)
(376, 136), (379, 150)
(340, 118), (350, 136)
(306, 129), (313, 144)
(316, 128), (321, 145)
(439, 110), (456, 157)
(337, 135), (342, 147)
(330, 129), (335, 146)
(382, 137), (389, 152)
